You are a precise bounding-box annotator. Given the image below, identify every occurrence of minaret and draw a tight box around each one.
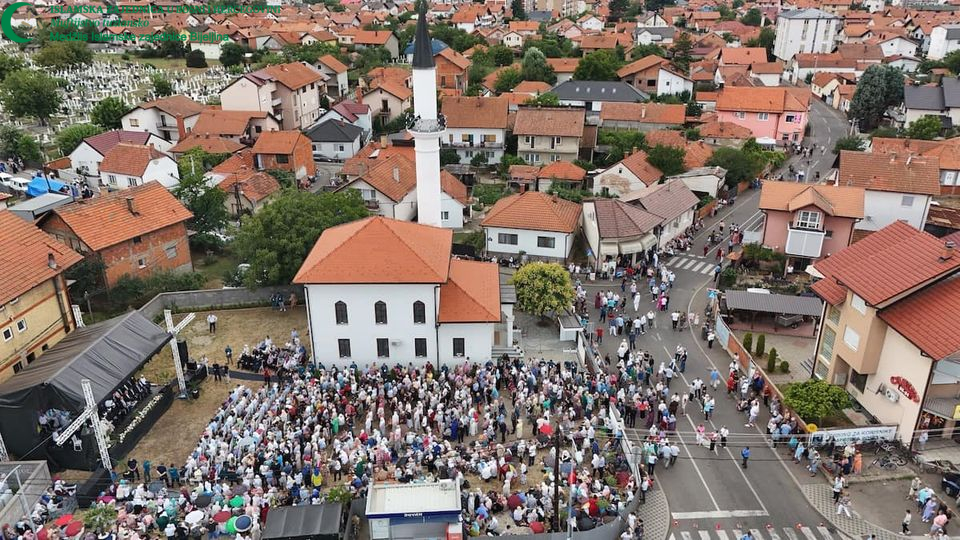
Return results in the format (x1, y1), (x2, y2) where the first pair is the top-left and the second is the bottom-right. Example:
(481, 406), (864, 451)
(409, 2), (444, 228)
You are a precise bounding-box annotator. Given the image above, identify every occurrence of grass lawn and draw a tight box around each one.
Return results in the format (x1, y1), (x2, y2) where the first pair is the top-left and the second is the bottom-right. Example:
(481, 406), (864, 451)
(192, 249), (239, 288)
(94, 53), (221, 71)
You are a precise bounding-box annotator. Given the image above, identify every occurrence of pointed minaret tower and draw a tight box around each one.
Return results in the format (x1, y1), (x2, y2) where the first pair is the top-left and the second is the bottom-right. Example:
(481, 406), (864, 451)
(409, 2), (443, 227)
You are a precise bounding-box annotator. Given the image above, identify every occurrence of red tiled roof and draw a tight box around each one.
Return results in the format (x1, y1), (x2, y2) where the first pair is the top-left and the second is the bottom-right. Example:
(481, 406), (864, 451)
(716, 86), (809, 113)
(252, 130), (308, 155)
(441, 96), (509, 129)
(441, 170), (469, 205)
(879, 273), (960, 360)
(617, 54), (668, 78)
(169, 134), (244, 154)
(99, 143), (170, 177)
(438, 259), (501, 323)
(0, 210), (83, 306)
(482, 191), (582, 233)
(838, 150), (941, 196)
(600, 102), (685, 125)
(619, 150), (663, 186)
(318, 54), (349, 74)
(192, 109), (271, 137)
(514, 107), (585, 138)
(217, 170), (280, 203)
(699, 121), (752, 139)
(592, 199), (661, 238)
(538, 161), (586, 181)
(81, 130), (153, 156)
(344, 154), (416, 202)
(139, 95), (204, 118)
(719, 47), (767, 65)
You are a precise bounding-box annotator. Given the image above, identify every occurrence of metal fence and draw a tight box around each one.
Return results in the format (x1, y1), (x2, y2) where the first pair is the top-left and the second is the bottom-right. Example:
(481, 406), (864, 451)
(0, 461), (51, 528)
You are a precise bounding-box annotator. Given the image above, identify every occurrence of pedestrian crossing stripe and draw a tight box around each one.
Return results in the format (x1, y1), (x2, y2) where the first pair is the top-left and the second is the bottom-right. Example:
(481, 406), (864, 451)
(668, 528), (839, 540)
(666, 256), (716, 275)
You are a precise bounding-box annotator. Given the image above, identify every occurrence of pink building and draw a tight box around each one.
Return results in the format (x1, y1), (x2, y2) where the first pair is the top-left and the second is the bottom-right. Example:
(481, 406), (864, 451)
(758, 182), (865, 272)
(715, 87), (811, 145)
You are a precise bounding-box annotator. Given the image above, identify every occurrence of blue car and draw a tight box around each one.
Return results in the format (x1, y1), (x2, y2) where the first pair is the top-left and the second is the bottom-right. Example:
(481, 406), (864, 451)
(942, 472), (960, 497)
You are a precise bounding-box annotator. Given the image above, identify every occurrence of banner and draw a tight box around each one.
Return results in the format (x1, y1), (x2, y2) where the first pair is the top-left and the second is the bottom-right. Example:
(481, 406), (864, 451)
(808, 425), (898, 447)
(715, 316), (731, 353)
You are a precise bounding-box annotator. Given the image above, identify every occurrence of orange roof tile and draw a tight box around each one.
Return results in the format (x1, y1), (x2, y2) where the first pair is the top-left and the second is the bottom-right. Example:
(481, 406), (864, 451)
(441, 96), (509, 129)
(354, 30), (394, 45)
(252, 130), (308, 155)
(436, 47), (471, 70)
(616, 54), (668, 78)
(513, 81), (553, 94)
(880, 273), (960, 360)
(719, 47), (767, 65)
(538, 161), (586, 181)
(440, 170), (468, 205)
(257, 62), (324, 90)
(217, 170), (280, 203)
(341, 141), (416, 177)
(0, 210), (83, 306)
(547, 58), (580, 73)
(838, 150), (941, 196)
(509, 165), (541, 182)
(99, 143), (170, 177)
(293, 217), (452, 284)
(514, 107), (585, 137)
(715, 86), (809, 113)
(47, 182), (192, 252)
(368, 79), (413, 101)
(169, 134), (244, 154)
(192, 109), (272, 137)
(438, 259), (501, 323)
(600, 102), (685, 125)
(482, 191), (582, 233)
(139, 95), (204, 118)
(345, 154), (416, 202)
(758, 182), (864, 218)
(645, 130), (686, 148)
(318, 54), (349, 74)
(618, 150), (663, 186)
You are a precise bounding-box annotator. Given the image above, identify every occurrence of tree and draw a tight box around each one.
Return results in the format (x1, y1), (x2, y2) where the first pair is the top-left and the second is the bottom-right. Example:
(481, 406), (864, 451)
(741, 7), (762, 26)
(495, 67), (523, 93)
(671, 33), (694, 73)
(355, 46), (392, 72)
(755, 333), (766, 357)
(510, 0), (526, 20)
(510, 262), (575, 317)
(152, 75), (173, 97)
(266, 169), (296, 189)
(573, 50), (623, 81)
(56, 124), (103, 156)
(906, 115), (942, 140)
(499, 154), (527, 177)
(833, 135), (866, 154)
(525, 92), (560, 106)
(783, 379), (851, 423)
(174, 149), (229, 235)
(849, 64), (904, 131)
(630, 44), (666, 60)
(646, 144), (686, 176)
(186, 49), (208, 68)
(488, 45), (515, 67)
(609, 0), (630, 20)
(441, 148), (462, 166)
(767, 347), (778, 373)
(0, 54), (24, 82)
(35, 41), (92, 68)
(158, 26), (187, 58)
(0, 70), (62, 126)
(742, 332), (753, 353)
(470, 153), (488, 167)
(0, 126), (41, 163)
(744, 27), (776, 61)
(91, 97), (127, 130)
(944, 50), (960, 75)
(234, 189), (368, 286)
(707, 147), (762, 185)
(521, 47), (557, 84)
(83, 505), (118, 534)
(219, 42), (248, 67)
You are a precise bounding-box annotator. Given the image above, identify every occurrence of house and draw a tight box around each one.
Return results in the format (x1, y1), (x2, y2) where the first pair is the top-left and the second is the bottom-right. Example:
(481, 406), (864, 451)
(440, 96), (510, 165)
(927, 24), (960, 61)
(39, 182), (193, 288)
(902, 78), (960, 128)
(252, 131), (316, 180)
(536, 161), (586, 192)
(513, 107), (585, 165)
(837, 150), (940, 233)
(667, 166), (726, 198)
(317, 101), (373, 144)
(293, 217), (511, 366)
(592, 150), (663, 197)
(634, 26), (676, 46)
(582, 198), (661, 266)
(599, 102), (685, 131)
(69, 130), (171, 179)
(617, 55), (669, 95)
(189, 109), (281, 145)
(219, 62), (327, 131)
(622, 180), (700, 249)
(750, 62), (785, 86)
(502, 30), (524, 48)
(547, 58), (580, 84)
(354, 30), (400, 58)
(362, 80), (414, 124)
(98, 143), (180, 190)
(788, 53), (858, 84)
(168, 134), (245, 158)
(551, 81), (649, 115)
(715, 86), (810, 145)
(0, 211), (83, 381)
(578, 14), (603, 32)
(217, 170), (281, 217)
(758, 182), (865, 271)
(579, 33), (633, 54)
(121, 95), (205, 144)
(481, 191), (582, 261)
(699, 121), (752, 147)
(507, 164), (541, 191)
(434, 47), (471, 95)
(718, 47), (768, 66)
(315, 54), (350, 96)
(878, 36), (918, 58)
(808, 221), (960, 446)
(871, 137), (960, 195)
(773, 8), (841, 61)
(305, 119), (364, 161)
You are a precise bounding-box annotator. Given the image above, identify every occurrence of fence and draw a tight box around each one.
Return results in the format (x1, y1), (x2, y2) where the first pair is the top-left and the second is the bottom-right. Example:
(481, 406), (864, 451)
(138, 285), (303, 320)
(0, 461), (50, 528)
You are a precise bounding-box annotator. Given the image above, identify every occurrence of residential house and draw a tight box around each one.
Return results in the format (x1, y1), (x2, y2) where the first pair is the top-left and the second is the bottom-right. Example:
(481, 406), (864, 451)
(69, 130), (170, 179)
(98, 143), (180, 190)
(0, 211), (82, 381)
(758, 182), (865, 272)
(592, 150), (663, 197)
(837, 150), (940, 233)
(315, 54), (350, 97)
(513, 107), (586, 165)
(434, 47), (471, 95)
(634, 26), (676, 46)
(547, 58), (580, 84)
(252, 131), (316, 180)
(219, 62), (327, 131)
(617, 55), (668, 95)
(39, 182), (193, 288)
(750, 62), (786, 86)
(293, 217), (508, 366)
(581, 198), (661, 266)
(808, 221), (960, 445)
(886, 55), (921, 74)
(305, 119), (364, 161)
(317, 100), (373, 144)
(168, 134), (245, 158)
(788, 53), (858, 84)
(715, 86), (810, 144)
(902, 78), (960, 128)
(481, 191), (582, 260)
(551, 80), (649, 116)
(354, 30), (400, 58)
(121, 95), (205, 144)
(440, 96), (510, 165)
(872, 137), (960, 195)
(502, 30), (524, 48)
(773, 8), (841, 61)
(622, 180), (700, 249)
(645, 130), (714, 169)
(878, 36), (919, 58)
(928, 24), (960, 61)
(667, 166), (727, 198)
(190, 109), (281, 145)
(536, 161), (586, 192)
(698, 121), (752, 147)
(600, 102), (685, 131)
(362, 80), (413, 124)
(507, 164), (542, 191)
(718, 47), (768, 66)
(217, 170), (281, 217)
(579, 33), (633, 54)
(578, 14), (603, 32)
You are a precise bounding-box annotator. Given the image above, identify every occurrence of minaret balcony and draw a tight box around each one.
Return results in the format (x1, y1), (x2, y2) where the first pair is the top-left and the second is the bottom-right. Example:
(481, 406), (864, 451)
(407, 113), (447, 134)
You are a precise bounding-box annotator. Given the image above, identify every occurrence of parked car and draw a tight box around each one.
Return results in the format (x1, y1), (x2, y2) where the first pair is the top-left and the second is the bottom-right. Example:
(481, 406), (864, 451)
(0, 174), (28, 194)
(942, 472), (960, 497)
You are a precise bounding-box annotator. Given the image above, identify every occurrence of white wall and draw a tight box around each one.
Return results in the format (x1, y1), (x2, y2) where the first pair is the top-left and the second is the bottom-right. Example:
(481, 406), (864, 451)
(592, 164), (647, 197)
(657, 69), (693, 96)
(671, 173), (722, 197)
(859, 190), (931, 231)
(928, 27), (960, 61)
(438, 323), (495, 365)
(581, 201), (602, 261)
(444, 127), (506, 164)
(657, 208), (695, 248)
(69, 142), (105, 176)
(122, 108), (161, 138)
(347, 179), (417, 221)
(774, 16), (839, 61)
(879, 38), (918, 58)
(440, 195), (465, 229)
(313, 138), (361, 160)
(484, 226), (574, 259)
(143, 158), (181, 189)
(221, 78), (274, 114)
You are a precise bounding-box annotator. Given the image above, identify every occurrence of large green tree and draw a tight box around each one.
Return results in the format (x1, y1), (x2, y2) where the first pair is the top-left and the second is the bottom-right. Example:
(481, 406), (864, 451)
(510, 0), (526, 20)
(573, 50), (623, 81)
(743, 27), (776, 61)
(849, 64), (904, 132)
(35, 41), (92, 68)
(152, 75), (174, 97)
(630, 44), (666, 60)
(55, 124), (103, 156)
(706, 147), (762, 185)
(0, 54), (24, 83)
(833, 135), (866, 154)
(525, 92), (560, 106)
(646, 144), (686, 176)
(219, 42), (248, 67)
(943, 50), (960, 75)
(510, 262), (576, 317)
(906, 115), (942, 140)
(783, 379), (851, 423)
(158, 25), (187, 58)
(234, 190), (369, 286)
(671, 32), (694, 73)
(488, 45), (515, 67)
(174, 149), (229, 235)
(91, 97), (127, 130)
(741, 7), (762, 26)
(0, 70), (62, 126)
(495, 67), (523, 93)
(0, 126), (41, 163)
(521, 47), (557, 84)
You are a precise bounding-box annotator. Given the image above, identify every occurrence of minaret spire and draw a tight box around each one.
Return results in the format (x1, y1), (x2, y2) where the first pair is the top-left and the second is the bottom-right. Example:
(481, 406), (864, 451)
(409, 0), (444, 228)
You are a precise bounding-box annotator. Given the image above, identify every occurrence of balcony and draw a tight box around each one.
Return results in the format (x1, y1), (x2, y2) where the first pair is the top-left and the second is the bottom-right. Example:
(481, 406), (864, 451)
(446, 141), (503, 149)
(271, 97), (282, 107)
(407, 113), (447, 134)
(785, 227), (825, 258)
(364, 199), (380, 210)
(155, 122), (176, 130)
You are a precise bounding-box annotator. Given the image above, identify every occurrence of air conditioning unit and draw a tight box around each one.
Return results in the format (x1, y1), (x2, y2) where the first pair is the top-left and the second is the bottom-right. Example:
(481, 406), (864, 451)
(885, 388), (900, 402)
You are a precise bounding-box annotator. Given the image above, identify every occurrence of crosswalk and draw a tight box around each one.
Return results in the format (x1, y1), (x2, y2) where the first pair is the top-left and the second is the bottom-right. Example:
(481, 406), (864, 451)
(664, 255), (719, 275)
(668, 527), (840, 540)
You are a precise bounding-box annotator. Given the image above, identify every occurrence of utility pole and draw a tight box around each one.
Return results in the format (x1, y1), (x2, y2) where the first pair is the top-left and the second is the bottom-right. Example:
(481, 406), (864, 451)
(553, 429), (561, 532)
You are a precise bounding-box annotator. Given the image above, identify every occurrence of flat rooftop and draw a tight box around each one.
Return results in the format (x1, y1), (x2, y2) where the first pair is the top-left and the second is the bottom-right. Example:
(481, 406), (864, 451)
(365, 480), (461, 517)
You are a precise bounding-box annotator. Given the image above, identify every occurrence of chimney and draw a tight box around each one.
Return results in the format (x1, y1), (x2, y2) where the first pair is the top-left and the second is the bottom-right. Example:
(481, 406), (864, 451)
(641, 105), (646, 119)
(126, 196), (137, 215)
(380, 135), (388, 149)
(47, 252), (57, 270)
(393, 167), (400, 182)
(552, 193), (558, 203)
(631, 146), (638, 156)
(942, 241), (956, 262)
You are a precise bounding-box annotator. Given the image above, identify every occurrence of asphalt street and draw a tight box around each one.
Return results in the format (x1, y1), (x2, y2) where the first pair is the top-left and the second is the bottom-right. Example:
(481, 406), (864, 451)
(796, 99), (853, 184)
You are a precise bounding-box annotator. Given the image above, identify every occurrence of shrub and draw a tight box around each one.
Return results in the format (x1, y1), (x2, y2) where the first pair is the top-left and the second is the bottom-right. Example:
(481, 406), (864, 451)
(185, 49), (207, 68)
(780, 361), (790, 373)
(755, 333), (766, 357)
(742, 333), (753, 353)
(111, 270), (207, 307)
(783, 379), (850, 422)
(767, 347), (778, 372)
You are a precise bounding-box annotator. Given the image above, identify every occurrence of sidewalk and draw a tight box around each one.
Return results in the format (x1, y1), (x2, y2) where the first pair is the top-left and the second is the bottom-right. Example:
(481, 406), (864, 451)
(638, 488), (670, 540)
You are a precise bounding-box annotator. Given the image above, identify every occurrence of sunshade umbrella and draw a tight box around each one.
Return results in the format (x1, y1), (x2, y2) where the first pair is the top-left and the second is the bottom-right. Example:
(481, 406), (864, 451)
(228, 496), (244, 508)
(225, 517), (238, 535)
(507, 494), (522, 510)
(213, 511), (231, 524)
(539, 423), (553, 435)
(55, 516), (74, 527)
(64, 521), (83, 538)
(233, 515), (252, 533)
(185, 510), (204, 525)
(194, 494), (212, 508)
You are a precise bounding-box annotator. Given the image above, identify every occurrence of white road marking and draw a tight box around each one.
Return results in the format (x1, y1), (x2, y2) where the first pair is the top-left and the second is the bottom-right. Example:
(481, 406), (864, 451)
(682, 531), (694, 540)
(768, 529), (781, 540)
(815, 527), (833, 539)
(673, 411), (721, 511)
(699, 531), (712, 540)
(799, 527), (818, 540)
(691, 262), (707, 273)
(750, 528), (765, 540)
(700, 264), (715, 275)
(671, 510), (769, 519)
(782, 528), (798, 540)
(669, 534), (677, 540)
(682, 258), (699, 270)
(717, 531), (730, 540)
(732, 529), (743, 540)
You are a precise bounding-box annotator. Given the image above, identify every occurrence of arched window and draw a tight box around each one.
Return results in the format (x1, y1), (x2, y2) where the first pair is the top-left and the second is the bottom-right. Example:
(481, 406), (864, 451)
(413, 301), (426, 324)
(334, 301), (348, 324)
(374, 301), (388, 324)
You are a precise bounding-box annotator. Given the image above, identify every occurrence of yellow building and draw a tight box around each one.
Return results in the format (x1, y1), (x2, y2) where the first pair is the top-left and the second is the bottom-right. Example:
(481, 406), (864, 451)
(0, 210), (83, 382)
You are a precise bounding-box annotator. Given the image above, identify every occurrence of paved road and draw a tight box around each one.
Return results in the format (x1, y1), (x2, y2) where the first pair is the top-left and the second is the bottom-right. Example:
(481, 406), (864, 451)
(794, 99), (853, 183)
(585, 192), (839, 539)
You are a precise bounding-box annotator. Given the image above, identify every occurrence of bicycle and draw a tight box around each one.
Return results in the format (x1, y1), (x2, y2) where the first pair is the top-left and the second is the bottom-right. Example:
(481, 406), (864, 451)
(870, 454), (906, 470)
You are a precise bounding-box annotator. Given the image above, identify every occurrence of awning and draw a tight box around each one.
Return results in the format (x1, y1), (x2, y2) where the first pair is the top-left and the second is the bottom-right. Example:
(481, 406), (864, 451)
(924, 397), (960, 420)
(723, 290), (824, 317)
(619, 233), (657, 253)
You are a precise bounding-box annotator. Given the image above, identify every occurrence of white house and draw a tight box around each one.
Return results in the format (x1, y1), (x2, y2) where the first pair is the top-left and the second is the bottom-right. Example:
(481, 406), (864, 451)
(481, 191), (582, 261)
(578, 14), (604, 32)
(667, 166), (727, 198)
(928, 25), (960, 61)
(582, 199), (660, 266)
(305, 119), (364, 161)
(69, 130), (171, 178)
(440, 96), (510, 165)
(98, 142), (180, 190)
(657, 67), (694, 97)
(502, 31), (524, 48)
(219, 62), (327, 131)
(879, 36), (918, 58)
(592, 150), (663, 198)
(837, 150), (939, 232)
(121, 95), (205, 144)
(294, 216), (511, 367)
(773, 8), (841, 61)
(622, 180), (700, 249)
(315, 54), (350, 97)
(317, 101), (373, 144)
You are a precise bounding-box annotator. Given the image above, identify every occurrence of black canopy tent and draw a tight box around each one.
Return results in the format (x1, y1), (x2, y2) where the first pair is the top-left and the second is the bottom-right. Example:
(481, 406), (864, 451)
(262, 504), (343, 540)
(0, 310), (171, 469)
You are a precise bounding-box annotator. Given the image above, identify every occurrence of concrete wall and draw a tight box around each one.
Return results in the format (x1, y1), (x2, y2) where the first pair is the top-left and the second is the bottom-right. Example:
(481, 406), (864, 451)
(484, 226), (574, 260)
(438, 322), (495, 365)
(0, 278), (73, 382)
(761, 210), (856, 259)
(138, 285), (302, 320)
(860, 190), (930, 232)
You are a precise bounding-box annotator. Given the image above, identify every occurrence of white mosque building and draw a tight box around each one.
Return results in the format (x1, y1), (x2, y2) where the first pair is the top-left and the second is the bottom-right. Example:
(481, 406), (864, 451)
(294, 11), (516, 367)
